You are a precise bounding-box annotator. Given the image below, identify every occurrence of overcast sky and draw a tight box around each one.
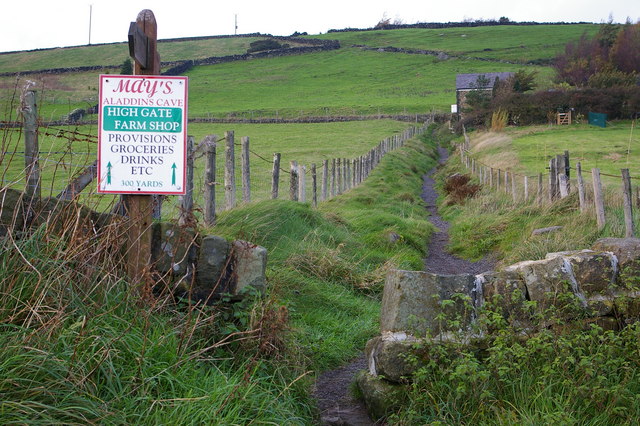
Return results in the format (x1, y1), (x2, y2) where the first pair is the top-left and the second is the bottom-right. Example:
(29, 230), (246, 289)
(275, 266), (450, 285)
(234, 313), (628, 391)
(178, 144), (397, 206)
(1, 0), (638, 53)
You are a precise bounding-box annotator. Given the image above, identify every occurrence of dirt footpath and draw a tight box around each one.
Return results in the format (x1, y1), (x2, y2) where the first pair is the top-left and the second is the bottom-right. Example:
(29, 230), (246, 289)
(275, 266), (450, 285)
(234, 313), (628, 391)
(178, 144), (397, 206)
(312, 145), (493, 425)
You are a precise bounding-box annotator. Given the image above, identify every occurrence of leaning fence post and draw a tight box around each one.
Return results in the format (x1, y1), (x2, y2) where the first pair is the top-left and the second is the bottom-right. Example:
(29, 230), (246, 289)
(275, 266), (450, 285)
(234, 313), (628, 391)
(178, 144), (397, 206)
(271, 153), (281, 199)
(179, 135), (195, 226)
(621, 168), (635, 238)
(290, 161), (299, 201)
(537, 173), (543, 206)
(592, 168), (606, 230)
(241, 136), (250, 203)
(203, 135), (217, 226)
(21, 89), (40, 214)
(224, 130), (236, 210)
(577, 162), (586, 212)
(311, 163), (317, 207)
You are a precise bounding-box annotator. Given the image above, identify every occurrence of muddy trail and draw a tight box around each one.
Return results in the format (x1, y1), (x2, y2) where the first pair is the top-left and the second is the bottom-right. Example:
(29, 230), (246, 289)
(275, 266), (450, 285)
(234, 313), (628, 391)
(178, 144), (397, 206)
(312, 145), (494, 425)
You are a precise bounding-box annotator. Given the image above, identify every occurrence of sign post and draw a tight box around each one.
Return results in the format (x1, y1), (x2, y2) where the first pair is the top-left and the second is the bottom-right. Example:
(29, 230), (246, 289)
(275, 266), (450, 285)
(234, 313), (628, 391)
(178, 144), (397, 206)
(97, 9), (187, 298)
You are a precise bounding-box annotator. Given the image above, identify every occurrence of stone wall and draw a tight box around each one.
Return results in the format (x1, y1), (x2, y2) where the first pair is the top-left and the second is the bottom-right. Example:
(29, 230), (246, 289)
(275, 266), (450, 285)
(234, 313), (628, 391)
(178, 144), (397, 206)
(358, 238), (640, 419)
(0, 188), (267, 302)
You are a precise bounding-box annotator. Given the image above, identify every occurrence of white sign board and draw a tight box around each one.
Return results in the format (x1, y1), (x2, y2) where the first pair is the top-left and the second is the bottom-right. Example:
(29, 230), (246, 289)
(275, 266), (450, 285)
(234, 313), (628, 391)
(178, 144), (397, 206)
(97, 75), (188, 195)
(451, 104), (458, 114)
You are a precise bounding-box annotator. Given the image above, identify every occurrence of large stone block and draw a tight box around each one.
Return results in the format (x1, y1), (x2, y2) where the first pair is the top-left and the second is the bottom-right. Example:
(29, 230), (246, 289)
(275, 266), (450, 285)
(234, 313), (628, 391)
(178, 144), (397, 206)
(365, 332), (424, 383)
(151, 222), (197, 280)
(231, 240), (268, 299)
(195, 235), (232, 296)
(380, 270), (475, 337)
(552, 250), (617, 316)
(355, 370), (406, 421)
(592, 238), (640, 287)
(481, 269), (530, 328)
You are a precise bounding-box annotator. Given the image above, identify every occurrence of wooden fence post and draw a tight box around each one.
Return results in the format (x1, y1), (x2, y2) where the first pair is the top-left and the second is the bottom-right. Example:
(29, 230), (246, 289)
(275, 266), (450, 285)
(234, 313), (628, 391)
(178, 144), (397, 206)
(524, 175), (529, 201)
(576, 162), (586, 212)
(489, 167), (494, 188)
(179, 136), (195, 225)
(311, 163), (317, 207)
(336, 158), (342, 195)
(224, 130), (236, 210)
(497, 169), (501, 191)
(21, 89), (40, 213)
(271, 153), (280, 199)
(298, 164), (306, 202)
(592, 168), (606, 230)
(203, 135), (217, 226)
(549, 158), (558, 202)
(621, 168), (635, 238)
(321, 159), (328, 201)
(290, 161), (298, 201)
(559, 174), (569, 198)
(512, 173), (517, 202)
(241, 136), (250, 203)
(331, 158), (336, 197)
(537, 173), (543, 206)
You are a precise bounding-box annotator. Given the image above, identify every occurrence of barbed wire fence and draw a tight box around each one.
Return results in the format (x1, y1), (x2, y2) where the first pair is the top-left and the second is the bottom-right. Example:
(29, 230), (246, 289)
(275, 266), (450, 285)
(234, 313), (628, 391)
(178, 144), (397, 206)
(2, 89), (433, 228)
(457, 125), (640, 237)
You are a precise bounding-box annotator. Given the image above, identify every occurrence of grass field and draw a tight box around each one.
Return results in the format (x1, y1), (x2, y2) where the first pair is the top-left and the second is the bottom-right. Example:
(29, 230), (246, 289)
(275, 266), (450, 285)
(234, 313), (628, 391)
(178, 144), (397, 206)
(467, 121), (640, 187)
(1, 23), (582, 120)
(0, 36), (273, 73)
(1, 119), (416, 218)
(313, 24), (599, 63)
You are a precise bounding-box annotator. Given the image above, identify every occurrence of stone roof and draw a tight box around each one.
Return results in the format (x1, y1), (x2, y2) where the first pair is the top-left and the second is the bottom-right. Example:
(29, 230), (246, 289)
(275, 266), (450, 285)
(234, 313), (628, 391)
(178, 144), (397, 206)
(456, 72), (514, 90)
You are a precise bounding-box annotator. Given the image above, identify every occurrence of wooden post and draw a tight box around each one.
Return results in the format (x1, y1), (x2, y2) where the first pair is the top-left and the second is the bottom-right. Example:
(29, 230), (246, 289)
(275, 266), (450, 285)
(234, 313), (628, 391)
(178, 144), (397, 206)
(497, 169), (501, 191)
(331, 158), (336, 197)
(311, 163), (317, 207)
(592, 168), (606, 230)
(336, 158), (342, 195)
(504, 171), (510, 193)
(271, 153), (281, 199)
(290, 161), (298, 201)
(203, 135), (217, 226)
(559, 174), (569, 198)
(512, 172), (517, 202)
(549, 158), (558, 201)
(489, 167), (493, 188)
(298, 164), (306, 202)
(241, 136), (250, 203)
(524, 176), (529, 201)
(21, 89), (40, 214)
(321, 159), (328, 201)
(537, 173), (543, 206)
(125, 9), (159, 293)
(621, 169), (635, 238)
(179, 136), (195, 226)
(224, 131), (236, 209)
(576, 162), (586, 212)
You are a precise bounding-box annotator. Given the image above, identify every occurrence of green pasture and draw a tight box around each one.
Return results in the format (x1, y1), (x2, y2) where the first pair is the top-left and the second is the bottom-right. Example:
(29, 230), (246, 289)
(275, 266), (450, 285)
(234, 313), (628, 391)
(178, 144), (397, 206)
(185, 48), (546, 118)
(509, 121), (640, 185)
(0, 36), (270, 73)
(314, 24), (599, 63)
(1, 119), (415, 217)
(1, 49), (545, 121)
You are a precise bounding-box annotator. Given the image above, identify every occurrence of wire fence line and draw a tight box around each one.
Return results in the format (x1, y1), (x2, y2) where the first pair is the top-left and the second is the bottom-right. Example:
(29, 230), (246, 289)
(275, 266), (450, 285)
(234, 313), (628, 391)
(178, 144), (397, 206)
(457, 129), (640, 237)
(3, 103), (432, 225)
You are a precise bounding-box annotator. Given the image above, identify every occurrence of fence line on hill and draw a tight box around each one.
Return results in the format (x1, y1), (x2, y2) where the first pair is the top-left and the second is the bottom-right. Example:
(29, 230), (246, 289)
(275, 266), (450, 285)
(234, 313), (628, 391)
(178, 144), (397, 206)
(3, 90), (430, 227)
(457, 129), (639, 238)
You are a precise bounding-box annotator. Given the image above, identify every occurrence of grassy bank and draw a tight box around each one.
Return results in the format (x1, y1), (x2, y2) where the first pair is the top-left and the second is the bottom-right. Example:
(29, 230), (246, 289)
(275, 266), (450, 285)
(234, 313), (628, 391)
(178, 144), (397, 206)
(0, 130), (437, 423)
(384, 125), (640, 424)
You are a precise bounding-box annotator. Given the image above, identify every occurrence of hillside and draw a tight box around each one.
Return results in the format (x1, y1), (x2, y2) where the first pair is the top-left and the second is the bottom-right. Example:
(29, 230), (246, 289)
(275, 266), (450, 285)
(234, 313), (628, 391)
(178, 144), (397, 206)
(0, 23), (592, 120)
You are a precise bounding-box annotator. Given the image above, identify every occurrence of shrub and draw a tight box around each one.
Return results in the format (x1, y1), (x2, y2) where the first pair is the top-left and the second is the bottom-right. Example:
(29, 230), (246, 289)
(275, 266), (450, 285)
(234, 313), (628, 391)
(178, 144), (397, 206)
(247, 39), (289, 53)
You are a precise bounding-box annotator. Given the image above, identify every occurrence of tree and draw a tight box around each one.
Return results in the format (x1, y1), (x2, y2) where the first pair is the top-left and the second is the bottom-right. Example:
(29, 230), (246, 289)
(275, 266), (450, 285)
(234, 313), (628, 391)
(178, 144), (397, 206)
(610, 22), (640, 74)
(120, 58), (133, 75)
